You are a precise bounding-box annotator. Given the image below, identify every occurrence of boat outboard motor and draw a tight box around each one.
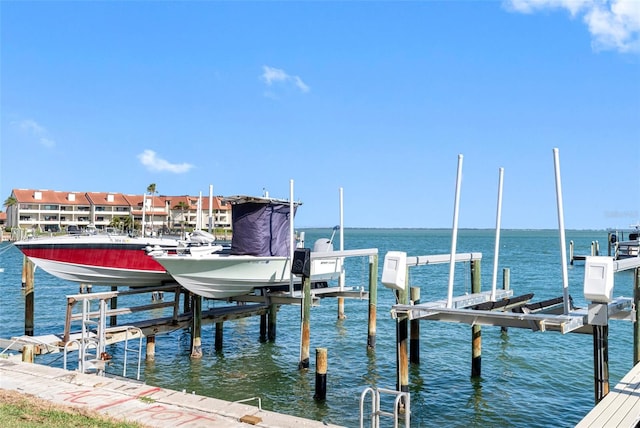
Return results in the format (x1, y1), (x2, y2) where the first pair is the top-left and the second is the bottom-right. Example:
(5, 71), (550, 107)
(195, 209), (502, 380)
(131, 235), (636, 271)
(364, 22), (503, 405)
(313, 239), (334, 253)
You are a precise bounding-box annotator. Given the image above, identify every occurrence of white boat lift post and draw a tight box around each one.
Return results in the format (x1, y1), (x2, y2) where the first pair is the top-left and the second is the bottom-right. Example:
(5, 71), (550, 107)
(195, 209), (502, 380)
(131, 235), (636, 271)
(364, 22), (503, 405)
(289, 179), (295, 297)
(447, 154), (463, 308)
(553, 148), (571, 315)
(490, 167), (505, 302)
(337, 187), (347, 320)
(141, 193), (146, 236)
(208, 184), (214, 233)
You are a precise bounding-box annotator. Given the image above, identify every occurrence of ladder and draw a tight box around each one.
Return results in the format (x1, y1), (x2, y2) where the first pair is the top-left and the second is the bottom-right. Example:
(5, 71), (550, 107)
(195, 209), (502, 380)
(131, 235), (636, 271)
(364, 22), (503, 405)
(63, 292), (143, 380)
(360, 387), (410, 428)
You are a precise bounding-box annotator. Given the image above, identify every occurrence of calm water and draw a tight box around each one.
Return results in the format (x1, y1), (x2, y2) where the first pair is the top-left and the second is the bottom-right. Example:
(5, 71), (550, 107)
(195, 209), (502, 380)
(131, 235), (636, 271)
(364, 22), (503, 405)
(0, 229), (636, 427)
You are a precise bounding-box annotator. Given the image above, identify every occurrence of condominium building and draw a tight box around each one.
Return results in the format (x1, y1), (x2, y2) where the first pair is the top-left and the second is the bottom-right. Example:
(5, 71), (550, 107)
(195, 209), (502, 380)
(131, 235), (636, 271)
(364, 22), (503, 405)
(4, 188), (231, 234)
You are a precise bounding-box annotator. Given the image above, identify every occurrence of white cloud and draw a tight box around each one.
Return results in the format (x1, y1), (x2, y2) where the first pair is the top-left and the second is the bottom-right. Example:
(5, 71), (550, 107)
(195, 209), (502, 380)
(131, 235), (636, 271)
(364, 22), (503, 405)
(137, 149), (194, 174)
(504, 0), (640, 53)
(16, 119), (56, 147)
(260, 66), (310, 95)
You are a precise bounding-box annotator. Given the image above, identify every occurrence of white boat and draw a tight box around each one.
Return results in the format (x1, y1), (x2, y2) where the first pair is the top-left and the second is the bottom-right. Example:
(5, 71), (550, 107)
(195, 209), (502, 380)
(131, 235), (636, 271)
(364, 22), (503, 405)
(153, 195), (342, 299)
(610, 224), (640, 259)
(13, 229), (215, 287)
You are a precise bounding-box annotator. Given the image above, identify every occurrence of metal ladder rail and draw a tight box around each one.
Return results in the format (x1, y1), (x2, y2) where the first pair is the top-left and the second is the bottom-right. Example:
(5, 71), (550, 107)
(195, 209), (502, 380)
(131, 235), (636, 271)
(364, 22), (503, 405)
(62, 297), (107, 375)
(360, 387), (410, 428)
(65, 293), (144, 380)
(80, 298), (104, 375)
(115, 326), (143, 380)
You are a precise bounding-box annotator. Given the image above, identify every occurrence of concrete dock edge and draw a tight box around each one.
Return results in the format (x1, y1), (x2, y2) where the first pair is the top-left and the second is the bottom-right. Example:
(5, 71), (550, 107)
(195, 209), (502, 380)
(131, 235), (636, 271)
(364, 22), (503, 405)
(0, 359), (344, 428)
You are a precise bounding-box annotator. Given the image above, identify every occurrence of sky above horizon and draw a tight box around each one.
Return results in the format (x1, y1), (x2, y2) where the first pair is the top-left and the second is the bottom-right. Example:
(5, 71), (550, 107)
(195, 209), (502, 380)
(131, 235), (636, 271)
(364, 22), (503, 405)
(1, 1), (639, 230)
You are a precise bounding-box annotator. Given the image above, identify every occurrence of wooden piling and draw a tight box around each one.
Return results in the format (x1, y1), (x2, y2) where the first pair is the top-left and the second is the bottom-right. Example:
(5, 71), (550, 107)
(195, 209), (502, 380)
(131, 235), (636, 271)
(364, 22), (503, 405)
(23, 257), (35, 336)
(22, 344), (34, 363)
(63, 297), (76, 344)
(110, 286), (118, 327)
(634, 267), (640, 365)
(314, 348), (328, 400)
(337, 298), (346, 320)
(501, 268), (511, 334)
(172, 286), (181, 325)
(146, 335), (156, 361)
(215, 322), (223, 351)
(593, 324), (609, 403)
(260, 313), (267, 342)
(397, 285), (409, 392)
(183, 289), (191, 313)
(299, 276), (311, 369)
(367, 254), (378, 350)
(268, 303), (278, 342)
(471, 259), (482, 377)
(409, 286), (420, 364)
(190, 294), (203, 359)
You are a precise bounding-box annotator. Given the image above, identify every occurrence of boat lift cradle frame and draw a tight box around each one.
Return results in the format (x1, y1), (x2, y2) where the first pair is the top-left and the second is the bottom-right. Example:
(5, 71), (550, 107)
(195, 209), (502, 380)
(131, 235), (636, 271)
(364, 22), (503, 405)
(388, 150), (636, 334)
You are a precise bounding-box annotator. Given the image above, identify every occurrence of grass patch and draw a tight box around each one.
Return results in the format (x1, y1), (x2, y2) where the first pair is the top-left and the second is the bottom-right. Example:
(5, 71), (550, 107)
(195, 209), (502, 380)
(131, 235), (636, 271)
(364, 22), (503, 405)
(0, 389), (145, 428)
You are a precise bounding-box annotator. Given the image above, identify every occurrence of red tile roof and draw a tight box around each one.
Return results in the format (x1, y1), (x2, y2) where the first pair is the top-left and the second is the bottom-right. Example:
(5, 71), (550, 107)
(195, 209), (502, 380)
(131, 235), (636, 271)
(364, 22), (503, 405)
(10, 189), (230, 211)
(12, 189), (90, 205)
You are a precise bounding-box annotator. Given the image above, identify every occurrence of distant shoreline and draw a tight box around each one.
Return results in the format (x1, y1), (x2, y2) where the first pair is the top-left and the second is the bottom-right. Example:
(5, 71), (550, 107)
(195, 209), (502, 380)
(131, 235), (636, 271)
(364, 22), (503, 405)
(296, 227), (611, 232)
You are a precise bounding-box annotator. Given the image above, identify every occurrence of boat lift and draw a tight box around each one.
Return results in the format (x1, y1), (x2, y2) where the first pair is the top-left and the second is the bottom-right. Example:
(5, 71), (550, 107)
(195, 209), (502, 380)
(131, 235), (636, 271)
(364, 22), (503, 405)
(375, 149), (639, 419)
(386, 150), (636, 334)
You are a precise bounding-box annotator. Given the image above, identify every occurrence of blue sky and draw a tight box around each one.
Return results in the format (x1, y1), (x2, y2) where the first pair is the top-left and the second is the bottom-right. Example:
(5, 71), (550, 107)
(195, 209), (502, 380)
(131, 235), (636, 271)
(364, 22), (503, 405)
(1, 1), (639, 229)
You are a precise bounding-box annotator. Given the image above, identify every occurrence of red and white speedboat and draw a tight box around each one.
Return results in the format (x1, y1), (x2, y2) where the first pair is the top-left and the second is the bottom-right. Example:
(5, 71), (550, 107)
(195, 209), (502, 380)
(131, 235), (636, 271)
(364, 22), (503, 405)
(13, 232), (185, 287)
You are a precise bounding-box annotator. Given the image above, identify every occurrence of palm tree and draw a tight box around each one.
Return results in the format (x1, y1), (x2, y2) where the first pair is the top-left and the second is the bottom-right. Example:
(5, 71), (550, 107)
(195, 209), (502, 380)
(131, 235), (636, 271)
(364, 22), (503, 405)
(174, 200), (190, 239)
(109, 216), (122, 231)
(147, 183), (157, 236)
(4, 195), (17, 210)
(122, 215), (134, 234)
(3, 195), (17, 229)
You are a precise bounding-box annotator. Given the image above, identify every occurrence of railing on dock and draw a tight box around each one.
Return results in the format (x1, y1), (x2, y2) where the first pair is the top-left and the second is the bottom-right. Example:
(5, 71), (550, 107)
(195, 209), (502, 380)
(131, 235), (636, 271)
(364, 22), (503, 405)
(63, 292), (144, 380)
(360, 387), (410, 428)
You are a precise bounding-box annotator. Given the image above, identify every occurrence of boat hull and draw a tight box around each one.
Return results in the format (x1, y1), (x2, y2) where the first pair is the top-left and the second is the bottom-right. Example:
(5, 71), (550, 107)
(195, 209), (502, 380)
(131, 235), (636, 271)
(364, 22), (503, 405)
(154, 254), (342, 299)
(14, 235), (177, 287)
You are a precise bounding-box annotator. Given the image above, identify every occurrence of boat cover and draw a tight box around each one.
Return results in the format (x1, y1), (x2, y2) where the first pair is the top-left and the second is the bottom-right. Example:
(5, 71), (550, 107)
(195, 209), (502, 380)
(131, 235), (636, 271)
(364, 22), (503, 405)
(230, 201), (296, 256)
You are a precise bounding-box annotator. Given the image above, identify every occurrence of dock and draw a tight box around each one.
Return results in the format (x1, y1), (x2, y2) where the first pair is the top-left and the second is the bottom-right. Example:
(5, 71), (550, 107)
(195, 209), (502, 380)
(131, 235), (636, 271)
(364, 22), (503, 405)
(0, 359), (343, 427)
(576, 361), (640, 427)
